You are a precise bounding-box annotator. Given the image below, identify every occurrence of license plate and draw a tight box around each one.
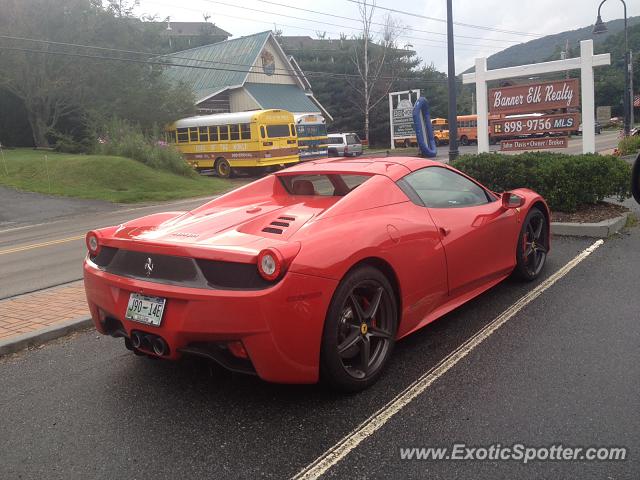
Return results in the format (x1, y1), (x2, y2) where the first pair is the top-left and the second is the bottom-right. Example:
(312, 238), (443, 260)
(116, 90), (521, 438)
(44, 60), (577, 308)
(125, 293), (166, 327)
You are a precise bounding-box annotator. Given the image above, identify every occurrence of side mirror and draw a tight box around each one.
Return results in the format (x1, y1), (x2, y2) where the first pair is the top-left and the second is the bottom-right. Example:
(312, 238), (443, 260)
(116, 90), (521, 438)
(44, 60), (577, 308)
(502, 192), (525, 209)
(632, 153), (640, 205)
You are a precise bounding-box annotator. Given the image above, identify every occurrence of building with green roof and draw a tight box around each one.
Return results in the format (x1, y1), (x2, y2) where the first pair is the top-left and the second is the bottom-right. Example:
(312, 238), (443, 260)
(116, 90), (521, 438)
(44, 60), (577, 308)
(161, 31), (332, 120)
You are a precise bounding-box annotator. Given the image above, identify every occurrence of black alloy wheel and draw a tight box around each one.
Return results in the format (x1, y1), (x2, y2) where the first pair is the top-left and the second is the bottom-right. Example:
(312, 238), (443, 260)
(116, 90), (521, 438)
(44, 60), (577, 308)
(321, 266), (397, 392)
(514, 208), (548, 281)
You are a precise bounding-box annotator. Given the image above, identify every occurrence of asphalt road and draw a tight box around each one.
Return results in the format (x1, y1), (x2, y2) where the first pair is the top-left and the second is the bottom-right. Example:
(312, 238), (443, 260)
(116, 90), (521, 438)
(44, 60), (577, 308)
(0, 196), (217, 299)
(1, 230), (638, 479)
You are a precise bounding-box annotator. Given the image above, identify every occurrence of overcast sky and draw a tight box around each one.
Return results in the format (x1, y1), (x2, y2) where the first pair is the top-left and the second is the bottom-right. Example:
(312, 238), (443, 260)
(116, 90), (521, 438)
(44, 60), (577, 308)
(135, 0), (639, 72)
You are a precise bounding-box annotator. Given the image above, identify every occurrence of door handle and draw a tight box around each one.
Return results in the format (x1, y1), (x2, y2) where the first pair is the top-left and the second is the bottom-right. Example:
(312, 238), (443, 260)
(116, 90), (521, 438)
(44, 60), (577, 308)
(439, 227), (451, 237)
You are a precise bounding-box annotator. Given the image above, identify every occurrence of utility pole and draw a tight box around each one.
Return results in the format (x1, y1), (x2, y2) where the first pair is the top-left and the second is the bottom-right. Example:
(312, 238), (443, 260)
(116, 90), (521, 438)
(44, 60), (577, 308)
(593, 0), (632, 135)
(446, 0), (459, 161)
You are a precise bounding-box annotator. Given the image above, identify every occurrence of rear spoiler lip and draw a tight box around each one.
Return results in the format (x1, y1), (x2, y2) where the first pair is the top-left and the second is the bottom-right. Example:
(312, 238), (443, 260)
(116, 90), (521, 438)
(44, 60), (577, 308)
(98, 237), (299, 265)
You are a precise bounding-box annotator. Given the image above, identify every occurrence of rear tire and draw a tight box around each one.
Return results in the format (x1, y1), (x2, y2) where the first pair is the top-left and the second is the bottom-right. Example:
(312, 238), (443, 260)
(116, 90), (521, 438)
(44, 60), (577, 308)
(320, 266), (398, 392)
(215, 158), (232, 178)
(514, 207), (548, 281)
(460, 136), (469, 146)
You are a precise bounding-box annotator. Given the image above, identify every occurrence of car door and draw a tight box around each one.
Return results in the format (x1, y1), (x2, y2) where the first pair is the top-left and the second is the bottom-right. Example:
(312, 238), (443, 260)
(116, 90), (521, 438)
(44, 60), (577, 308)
(399, 166), (518, 298)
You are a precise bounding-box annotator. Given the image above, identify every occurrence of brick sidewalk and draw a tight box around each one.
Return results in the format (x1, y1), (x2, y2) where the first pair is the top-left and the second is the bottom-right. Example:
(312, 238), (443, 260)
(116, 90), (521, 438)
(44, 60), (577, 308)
(0, 281), (89, 341)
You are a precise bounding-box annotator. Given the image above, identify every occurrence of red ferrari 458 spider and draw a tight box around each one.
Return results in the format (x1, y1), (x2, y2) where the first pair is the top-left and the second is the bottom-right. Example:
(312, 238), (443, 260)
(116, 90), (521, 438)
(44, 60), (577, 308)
(84, 157), (550, 391)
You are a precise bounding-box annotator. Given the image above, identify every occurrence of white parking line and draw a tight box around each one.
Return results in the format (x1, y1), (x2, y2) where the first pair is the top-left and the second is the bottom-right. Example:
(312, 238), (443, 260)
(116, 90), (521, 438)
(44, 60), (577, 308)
(291, 239), (604, 480)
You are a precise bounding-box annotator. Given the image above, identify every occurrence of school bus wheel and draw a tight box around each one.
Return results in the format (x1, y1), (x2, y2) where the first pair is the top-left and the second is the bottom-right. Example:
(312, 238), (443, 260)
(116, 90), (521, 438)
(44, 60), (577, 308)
(215, 158), (232, 178)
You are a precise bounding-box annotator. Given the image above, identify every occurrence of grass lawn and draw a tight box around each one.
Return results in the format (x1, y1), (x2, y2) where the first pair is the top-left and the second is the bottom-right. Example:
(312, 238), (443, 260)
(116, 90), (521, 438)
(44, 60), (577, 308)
(0, 149), (245, 203)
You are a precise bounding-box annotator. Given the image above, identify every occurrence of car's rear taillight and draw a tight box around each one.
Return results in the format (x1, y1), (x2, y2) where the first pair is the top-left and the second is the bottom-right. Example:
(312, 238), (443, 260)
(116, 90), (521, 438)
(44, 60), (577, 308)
(257, 248), (283, 281)
(344, 146), (349, 154)
(85, 231), (101, 256)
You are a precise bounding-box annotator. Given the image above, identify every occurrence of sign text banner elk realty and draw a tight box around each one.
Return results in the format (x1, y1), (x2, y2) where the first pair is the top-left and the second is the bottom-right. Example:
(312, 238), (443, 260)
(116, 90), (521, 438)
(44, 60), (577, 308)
(488, 78), (580, 151)
(489, 78), (580, 114)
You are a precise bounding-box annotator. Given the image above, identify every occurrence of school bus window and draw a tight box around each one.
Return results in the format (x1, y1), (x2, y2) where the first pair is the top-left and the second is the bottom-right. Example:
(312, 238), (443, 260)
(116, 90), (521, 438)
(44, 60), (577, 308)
(167, 130), (176, 143)
(199, 127), (209, 142)
(267, 124), (291, 138)
(240, 123), (251, 140)
(208, 126), (219, 142)
(260, 126), (266, 138)
(230, 124), (240, 141)
(177, 128), (189, 143)
(189, 127), (198, 142)
(290, 124), (296, 137)
(219, 125), (229, 141)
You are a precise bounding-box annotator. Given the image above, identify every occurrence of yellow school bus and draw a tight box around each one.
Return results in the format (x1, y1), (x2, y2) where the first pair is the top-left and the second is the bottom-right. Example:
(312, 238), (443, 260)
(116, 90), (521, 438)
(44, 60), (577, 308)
(166, 109), (299, 177)
(431, 118), (450, 146)
(294, 114), (328, 161)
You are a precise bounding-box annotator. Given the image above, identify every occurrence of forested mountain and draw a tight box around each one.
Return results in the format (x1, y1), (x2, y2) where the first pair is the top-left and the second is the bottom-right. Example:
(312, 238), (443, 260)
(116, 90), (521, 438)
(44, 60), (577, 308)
(464, 16), (640, 72)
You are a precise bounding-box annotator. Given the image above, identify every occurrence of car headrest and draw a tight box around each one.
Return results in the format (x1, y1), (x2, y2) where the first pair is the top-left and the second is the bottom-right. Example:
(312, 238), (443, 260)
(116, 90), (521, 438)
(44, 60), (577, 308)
(292, 179), (316, 196)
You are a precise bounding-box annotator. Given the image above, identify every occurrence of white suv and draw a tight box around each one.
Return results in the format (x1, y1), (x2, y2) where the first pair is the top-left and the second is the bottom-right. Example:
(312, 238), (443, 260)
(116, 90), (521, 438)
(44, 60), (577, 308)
(327, 133), (363, 157)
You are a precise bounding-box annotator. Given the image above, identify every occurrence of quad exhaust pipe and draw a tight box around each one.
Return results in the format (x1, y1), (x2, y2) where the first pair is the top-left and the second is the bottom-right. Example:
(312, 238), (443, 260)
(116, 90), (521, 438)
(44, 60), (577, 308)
(130, 331), (143, 349)
(128, 331), (168, 356)
(150, 337), (168, 356)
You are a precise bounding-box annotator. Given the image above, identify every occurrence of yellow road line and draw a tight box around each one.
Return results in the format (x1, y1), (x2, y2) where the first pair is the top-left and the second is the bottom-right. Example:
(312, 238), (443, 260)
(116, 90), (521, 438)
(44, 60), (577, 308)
(0, 235), (85, 255)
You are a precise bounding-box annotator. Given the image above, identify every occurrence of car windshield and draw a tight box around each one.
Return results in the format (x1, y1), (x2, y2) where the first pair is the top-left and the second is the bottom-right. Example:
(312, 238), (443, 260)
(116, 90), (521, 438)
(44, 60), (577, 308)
(279, 174), (370, 196)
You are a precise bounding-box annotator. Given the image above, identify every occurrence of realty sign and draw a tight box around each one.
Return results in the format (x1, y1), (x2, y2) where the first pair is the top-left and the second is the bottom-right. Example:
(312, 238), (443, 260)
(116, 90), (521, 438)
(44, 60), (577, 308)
(489, 78), (580, 115)
(491, 113), (579, 137)
(500, 136), (569, 151)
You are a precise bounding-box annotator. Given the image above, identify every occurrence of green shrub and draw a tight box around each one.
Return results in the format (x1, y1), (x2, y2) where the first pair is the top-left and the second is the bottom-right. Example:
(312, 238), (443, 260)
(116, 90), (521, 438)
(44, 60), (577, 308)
(451, 152), (631, 212)
(95, 118), (194, 177)
(617, 135), (640, 156)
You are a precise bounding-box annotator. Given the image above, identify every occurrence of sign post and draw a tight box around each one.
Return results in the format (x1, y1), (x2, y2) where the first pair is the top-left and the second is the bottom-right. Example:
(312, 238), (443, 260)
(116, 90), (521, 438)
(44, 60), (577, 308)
(463, 40), (610, 154)
(389, 90), (420, 150)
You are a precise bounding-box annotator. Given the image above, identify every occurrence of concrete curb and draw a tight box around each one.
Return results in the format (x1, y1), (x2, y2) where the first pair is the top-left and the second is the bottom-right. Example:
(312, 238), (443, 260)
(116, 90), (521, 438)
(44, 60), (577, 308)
(551, 212), (629, 238)
(0, 316), (93, 357)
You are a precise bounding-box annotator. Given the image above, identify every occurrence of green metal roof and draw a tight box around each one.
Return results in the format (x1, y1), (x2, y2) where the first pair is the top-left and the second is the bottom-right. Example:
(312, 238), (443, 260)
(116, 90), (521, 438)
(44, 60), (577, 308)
(244, 83), (319, 113)
(161, 31), (271, 102)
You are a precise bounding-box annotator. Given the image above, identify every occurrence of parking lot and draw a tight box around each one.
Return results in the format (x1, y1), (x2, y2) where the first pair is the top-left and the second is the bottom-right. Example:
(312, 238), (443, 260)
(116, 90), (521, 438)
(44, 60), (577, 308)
(1, 224), (638, 479)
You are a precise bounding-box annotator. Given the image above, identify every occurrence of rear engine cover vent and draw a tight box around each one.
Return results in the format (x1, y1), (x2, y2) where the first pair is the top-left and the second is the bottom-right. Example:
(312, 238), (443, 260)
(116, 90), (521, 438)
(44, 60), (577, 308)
(261, 215), (297, 235)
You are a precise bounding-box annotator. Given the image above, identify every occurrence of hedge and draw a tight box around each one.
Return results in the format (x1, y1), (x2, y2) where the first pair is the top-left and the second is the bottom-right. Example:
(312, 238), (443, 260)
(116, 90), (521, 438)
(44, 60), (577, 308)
(95, 118), (195, 177)
(451, 152), (631, 212)
(617, 135), (640, 156)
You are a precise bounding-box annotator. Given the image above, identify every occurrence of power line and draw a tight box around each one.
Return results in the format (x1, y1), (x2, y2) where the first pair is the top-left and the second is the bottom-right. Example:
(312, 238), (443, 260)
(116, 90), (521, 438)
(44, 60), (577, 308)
(139, 0), (506, 54)
(196, 0), (519, 49)
(0, 44), (461, 83)
(256, 0), (525, 44)
(0, 34), (459, 81)
(343, 0), (543, 38)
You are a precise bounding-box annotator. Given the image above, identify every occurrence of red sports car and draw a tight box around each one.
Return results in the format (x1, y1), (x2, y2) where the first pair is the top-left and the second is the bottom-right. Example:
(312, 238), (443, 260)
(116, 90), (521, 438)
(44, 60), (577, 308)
(83, 157), (550, 391)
